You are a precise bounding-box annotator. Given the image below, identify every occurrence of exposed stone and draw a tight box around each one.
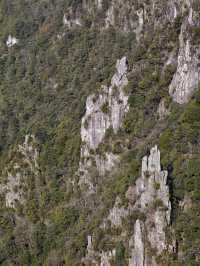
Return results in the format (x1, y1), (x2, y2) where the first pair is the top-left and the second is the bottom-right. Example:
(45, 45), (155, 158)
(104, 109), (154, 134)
(126, 186), (137, 204)
(179, 194), (192, 211)
(63, 14), (82, 27)
(6, 35), (18, 47)
(129, 220), (145, 266)
(95, 153), (120, 176)
(106, 196), (129, 227)
(79, 57), (129, 191)
(100, 250), (115, 266)
(169, 6), (200, 104)
(142, 145), (161, 175)
(129, 145), (171, 265)
(95, 0), (103, 9)
(63, 7), (82, 28)
(81, 57), (128, 150)
(5, 172), (22, 208)
(135, 9), (144, 42)
(157, 99), (170, 120)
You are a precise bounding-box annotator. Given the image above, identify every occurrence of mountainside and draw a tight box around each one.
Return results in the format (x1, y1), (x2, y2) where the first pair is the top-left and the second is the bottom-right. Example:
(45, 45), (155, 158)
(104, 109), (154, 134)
(0, 0), (199, 265)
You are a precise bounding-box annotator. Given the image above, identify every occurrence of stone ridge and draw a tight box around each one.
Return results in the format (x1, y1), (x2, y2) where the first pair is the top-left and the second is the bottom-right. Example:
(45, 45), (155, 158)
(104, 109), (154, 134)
(129, 145), (171, 266)
(81, 56), (128, 150)
(78, 57), (129, 192)
(169, 5), (200, 104)
(83, 146), (171, 265)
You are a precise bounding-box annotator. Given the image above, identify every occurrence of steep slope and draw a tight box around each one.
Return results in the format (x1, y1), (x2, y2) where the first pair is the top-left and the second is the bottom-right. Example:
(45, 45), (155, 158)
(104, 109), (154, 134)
(0, 0), (199, 265)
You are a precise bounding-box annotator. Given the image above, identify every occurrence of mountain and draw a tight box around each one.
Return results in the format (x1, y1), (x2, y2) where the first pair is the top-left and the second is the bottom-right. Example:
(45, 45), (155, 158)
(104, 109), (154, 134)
(0, 0), (199, 265)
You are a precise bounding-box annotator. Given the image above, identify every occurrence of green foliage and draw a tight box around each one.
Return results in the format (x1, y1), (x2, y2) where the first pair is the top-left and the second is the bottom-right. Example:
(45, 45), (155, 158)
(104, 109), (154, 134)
(152, 199), (164, 209)
(154, 181), (160, 190)
(101, 101), (109, 114)
(115, 241), (126, 266)
(0, 1), (199, 265)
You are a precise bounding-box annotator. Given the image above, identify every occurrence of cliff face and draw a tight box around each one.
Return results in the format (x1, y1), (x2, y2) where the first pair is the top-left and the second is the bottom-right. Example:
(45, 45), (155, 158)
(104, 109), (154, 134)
(169, 3), (200, 103)
(83, 146), (171, 266)
(79, 57), (129, 192)
(0, 0), (199, 265)
(129, 146), (171, 266)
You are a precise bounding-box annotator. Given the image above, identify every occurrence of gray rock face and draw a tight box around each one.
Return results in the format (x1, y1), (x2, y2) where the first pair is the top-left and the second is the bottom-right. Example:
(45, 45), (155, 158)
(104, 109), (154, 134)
(79, 57), (129, 191)
(129, 146), (171, 265)
(81, 57), (128, 150)
(129, 220), (145, 266)
(63, 14), (82, 27)
(63, 7), (82, 28)
(169, 6), (200, 104)
(5, 172), (22, 208)
(6, 35), (18, 47)
(82, 146), (171, 265)
(105, 196), (129, 227)
(157, 99), (170, 120)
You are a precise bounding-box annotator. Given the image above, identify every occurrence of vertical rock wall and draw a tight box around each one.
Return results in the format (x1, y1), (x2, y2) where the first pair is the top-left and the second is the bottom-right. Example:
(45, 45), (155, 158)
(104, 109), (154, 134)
(79, 57), (129, 192)
(129, 146), (171, 266)
(82, 146), (171, 265)
(169, 4), (200, 104)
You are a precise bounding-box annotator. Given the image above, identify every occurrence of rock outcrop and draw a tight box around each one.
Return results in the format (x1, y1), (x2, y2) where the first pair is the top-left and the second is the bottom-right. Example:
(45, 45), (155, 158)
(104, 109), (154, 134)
(79, 57), (129, 192)
(81, 56), (128, 150)
(129, 220), (145, 266)
(63, 13), (82, 28)
(157, 99), (170, 120)
(103, 196), (129, 228)
(169, 4), (200, 104)
(82, 146), (171, 265)
(129, 145), (171, 266)
(6, 35), (18, 47)
(62, 0), (185, 35)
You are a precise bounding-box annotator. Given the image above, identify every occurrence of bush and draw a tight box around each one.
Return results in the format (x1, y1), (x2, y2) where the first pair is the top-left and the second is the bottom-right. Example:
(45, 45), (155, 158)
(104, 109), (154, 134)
(115, 242), (126, 266)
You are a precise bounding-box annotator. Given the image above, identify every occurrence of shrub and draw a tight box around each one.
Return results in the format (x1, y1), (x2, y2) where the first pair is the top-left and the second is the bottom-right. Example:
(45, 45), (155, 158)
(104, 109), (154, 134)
(115, 241), (126, 266)
(101, 101), (109, 114)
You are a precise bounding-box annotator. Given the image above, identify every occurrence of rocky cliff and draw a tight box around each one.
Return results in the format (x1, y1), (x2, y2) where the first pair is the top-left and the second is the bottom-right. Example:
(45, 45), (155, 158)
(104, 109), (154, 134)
(169, 2), (200, 104)
(0, 0), (199, 265)
(83, 146), (171, 265)
(79, 57), (129, 192)
(129, 145), (171, 266)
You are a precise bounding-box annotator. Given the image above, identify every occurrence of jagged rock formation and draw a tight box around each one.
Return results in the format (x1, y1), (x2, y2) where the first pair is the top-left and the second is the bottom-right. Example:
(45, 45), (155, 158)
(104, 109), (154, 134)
(102, 196), (129, 228)
(169, 3), (200, 104)
(79, 57), (129, 191)
(6, 35), (18, 47)
(81, 56), (128, 150)
(61, 1), (189, 36)
(129, 220), (145, 266)
(0, 1), (199, 265)
(129, 145), (171, 266)
(63, 10), (82, 28)
(83, 146), (171, 265)
(1, 135), (39, 208)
